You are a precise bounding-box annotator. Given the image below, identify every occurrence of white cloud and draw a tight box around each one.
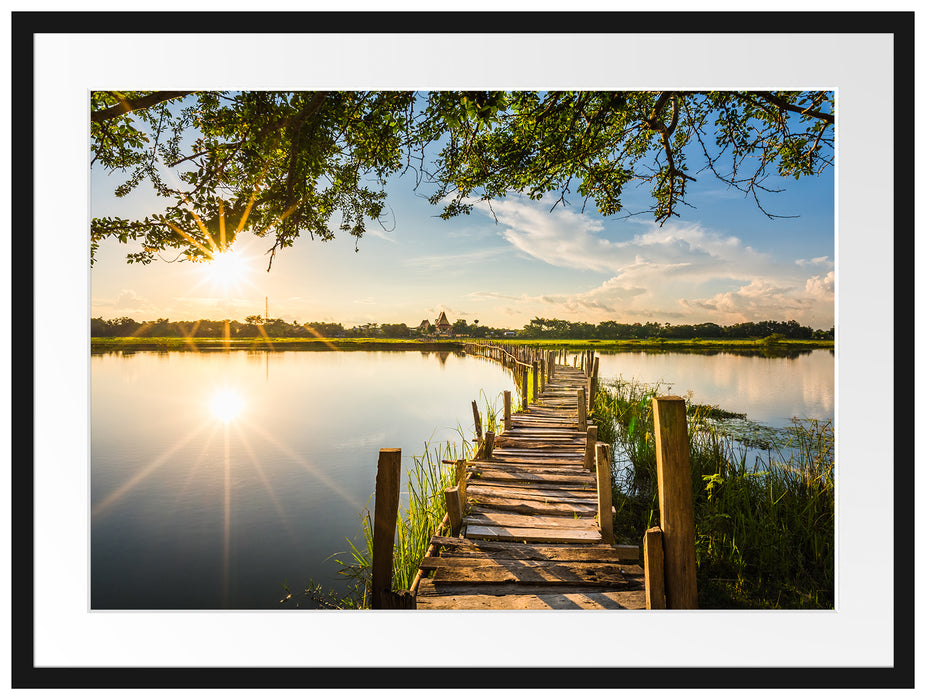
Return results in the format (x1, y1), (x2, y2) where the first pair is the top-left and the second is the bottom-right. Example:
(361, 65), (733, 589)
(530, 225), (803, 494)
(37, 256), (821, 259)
(405, 247), (507, 269)
(473, 198), (771, 287)
(363, 229), (396, 244)
(459, 197), (834, 327)
(115, 289), (146, 308)
(805, 270), (835, 298)
(679, 274), (834, 325)
(796, 256), (834, 268)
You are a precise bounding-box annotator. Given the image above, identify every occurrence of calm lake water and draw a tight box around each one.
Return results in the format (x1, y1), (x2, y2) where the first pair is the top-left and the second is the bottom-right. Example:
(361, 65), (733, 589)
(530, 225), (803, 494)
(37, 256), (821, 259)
(91, 347), (833, 610)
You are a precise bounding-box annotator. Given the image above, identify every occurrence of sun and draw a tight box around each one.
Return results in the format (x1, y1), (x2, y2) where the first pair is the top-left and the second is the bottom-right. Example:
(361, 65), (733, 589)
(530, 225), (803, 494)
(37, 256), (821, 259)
(206, 248), (249, 294)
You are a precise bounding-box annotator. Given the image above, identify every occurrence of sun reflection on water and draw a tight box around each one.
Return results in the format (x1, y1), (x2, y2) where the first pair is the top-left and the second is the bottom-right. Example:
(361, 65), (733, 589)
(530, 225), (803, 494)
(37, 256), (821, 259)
(210, 388), (245, 422)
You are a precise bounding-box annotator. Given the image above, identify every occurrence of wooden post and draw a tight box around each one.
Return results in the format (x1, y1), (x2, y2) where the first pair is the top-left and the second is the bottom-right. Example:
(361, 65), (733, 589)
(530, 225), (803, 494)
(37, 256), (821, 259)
(484, 430), (495, 459)
(652, 396), (698, 609)
(532, 361), (538, 402)
(522, 368), (529, 410)
(384, 590), (416, 609)
(471, 400), (483, 442)
(595, 442), (613, 544)
(577, 387), (586, 431)
(371, 448), (401, 610)
(455, 459), (467, 505)
(444, 486), (463, 537)
(589, 357), (599, 411)
(584, 425), (598, 472)
(503, 390), (512, 432)
(643, 527), (666, 610)
(539, 358), (545, 393)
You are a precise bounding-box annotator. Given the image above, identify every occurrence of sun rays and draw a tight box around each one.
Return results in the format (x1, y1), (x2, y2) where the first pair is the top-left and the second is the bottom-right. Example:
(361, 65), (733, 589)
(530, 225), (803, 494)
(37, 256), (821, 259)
(92, 377), (365, 598)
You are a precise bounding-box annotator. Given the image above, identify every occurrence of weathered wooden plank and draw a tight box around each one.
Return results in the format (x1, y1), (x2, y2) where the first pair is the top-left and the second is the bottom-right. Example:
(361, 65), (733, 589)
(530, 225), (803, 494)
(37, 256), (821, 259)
(501, 431), (585, 439)
(429, 536), (641, 562)
(492, 454), (585, 462)
(467, 485), (592, 500)
(494, 446), (585, 454)
(465, 511), (598, 530)
(422, 555), (643, 574)
(484, 462), (586, 471)
(426, 559), (641, 586)
(466, 484), (596, 501)
(469, 460), (594, 476)
(468, 469), (595, 491)
(465, 524), (602, 543)
(414, 589), (646, 610)
(465, 495), (597, 516)
(468, 493), (597, 510)
(494, 439), (585, 449)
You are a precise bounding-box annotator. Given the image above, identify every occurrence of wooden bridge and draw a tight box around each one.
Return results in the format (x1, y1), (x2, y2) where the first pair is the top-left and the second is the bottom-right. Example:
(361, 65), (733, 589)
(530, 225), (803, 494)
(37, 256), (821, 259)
(369, 341), (698, 610)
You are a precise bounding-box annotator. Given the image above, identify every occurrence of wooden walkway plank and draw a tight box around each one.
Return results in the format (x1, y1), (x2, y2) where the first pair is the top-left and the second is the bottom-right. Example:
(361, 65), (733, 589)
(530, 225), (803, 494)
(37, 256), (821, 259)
(411, 347), (645, 610)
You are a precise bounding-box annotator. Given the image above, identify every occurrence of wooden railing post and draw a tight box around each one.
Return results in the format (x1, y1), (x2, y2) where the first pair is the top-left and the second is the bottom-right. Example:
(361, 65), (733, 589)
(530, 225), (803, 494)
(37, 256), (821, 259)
(503, 390), (512, 432)
(522, 368), (529, 410)
(584, 425), (598, 472)
(444, 486), (463, 537)
(372, 448), (401, 609)
(595, 442), (613, 544)
(471, 400), (483, 443)
(577, 387), (587, 432)
(455, 458), (467, 505)
(589, 357), (599, 411)
(644, 526), (666, 610)
(652, 396), (698, 609)
(484, 430), (495, 459)
(532, 360), (539, 401)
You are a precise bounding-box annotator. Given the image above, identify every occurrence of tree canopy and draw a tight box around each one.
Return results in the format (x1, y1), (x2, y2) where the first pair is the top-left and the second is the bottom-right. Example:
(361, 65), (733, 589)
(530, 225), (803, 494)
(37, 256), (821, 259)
(91, 90), (834, 268)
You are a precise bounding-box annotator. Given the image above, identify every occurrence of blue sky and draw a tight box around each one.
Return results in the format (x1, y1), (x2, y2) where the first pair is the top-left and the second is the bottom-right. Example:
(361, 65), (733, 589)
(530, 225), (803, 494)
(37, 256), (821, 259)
(90, 104), (835, 332)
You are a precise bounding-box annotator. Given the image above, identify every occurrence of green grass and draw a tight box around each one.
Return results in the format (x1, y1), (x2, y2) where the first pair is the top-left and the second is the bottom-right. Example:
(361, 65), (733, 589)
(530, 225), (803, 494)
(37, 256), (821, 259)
(91, 336), (464, 352)
(592, 378), (835, 609)
(486, 337), (833, 351)
(92, 336), (833, 354)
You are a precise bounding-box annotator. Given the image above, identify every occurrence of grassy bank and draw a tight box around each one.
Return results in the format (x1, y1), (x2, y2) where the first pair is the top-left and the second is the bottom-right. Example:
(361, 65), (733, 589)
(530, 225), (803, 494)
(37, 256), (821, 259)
(488, 337), (834, 352)
(591, 378), (835, 609)
(91, 336), (464, 353)
(92, 335), (832, 354)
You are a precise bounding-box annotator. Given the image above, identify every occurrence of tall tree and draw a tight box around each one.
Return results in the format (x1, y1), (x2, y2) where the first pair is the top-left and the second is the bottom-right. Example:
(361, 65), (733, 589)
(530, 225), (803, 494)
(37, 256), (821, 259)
(91, 90), (834, 267)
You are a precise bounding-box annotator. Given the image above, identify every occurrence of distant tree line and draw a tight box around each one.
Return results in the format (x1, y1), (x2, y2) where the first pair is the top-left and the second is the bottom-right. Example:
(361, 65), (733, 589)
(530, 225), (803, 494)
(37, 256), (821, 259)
(89, 316), (507, 339)
(518, 318), (834, 340)
(91, 316), (833, 340)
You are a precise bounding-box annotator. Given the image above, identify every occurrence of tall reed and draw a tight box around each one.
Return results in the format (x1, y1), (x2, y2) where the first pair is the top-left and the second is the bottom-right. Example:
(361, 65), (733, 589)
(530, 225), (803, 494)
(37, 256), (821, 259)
(332, 434), (471, 608)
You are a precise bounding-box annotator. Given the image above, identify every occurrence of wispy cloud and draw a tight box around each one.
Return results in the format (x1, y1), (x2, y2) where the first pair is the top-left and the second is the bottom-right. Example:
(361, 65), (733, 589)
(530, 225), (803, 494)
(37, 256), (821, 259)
(404, 247), (508, 270)
(463, 197), (833, 326)
(364, 229), (396, 244)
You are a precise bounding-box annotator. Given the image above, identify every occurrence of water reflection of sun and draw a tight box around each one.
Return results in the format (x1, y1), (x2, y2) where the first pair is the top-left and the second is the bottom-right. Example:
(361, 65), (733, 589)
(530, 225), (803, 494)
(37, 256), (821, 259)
(209, 387), (246, 422)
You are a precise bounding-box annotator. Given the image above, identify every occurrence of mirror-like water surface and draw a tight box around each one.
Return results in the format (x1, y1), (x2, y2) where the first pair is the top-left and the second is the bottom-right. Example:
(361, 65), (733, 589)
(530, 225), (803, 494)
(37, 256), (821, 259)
(91, 347), (833, 609)
(589, 349), (834, 426)
(91, 349), (516, 609)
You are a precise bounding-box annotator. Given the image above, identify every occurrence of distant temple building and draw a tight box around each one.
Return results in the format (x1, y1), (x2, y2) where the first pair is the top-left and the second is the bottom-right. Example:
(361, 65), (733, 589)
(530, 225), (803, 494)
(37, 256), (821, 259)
(434, 311), (453, 336)
(416, 319), (432, 334)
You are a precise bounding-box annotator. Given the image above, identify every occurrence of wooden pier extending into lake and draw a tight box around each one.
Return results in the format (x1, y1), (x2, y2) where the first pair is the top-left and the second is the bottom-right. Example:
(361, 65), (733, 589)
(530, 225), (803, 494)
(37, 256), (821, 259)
(370, 341), (698, 610)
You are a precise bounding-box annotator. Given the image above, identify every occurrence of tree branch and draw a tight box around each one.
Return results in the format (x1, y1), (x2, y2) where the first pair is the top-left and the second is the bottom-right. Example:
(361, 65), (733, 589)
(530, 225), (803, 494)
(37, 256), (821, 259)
(91, 91), (194, 123)
(753, 91), (834, 125)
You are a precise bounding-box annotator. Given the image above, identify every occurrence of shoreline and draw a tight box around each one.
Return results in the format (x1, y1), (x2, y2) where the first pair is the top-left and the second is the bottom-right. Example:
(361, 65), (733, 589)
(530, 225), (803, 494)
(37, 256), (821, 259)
(90, 336), (834, 353)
